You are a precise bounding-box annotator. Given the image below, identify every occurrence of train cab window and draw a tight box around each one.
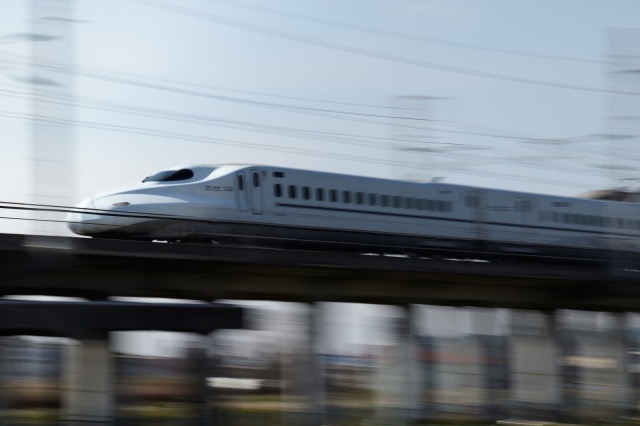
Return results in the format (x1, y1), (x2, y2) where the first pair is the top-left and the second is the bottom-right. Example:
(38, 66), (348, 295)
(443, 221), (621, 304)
(237, 175), (244, 191)
(143, 168), (194, 182)
(368, 193), (377, 206)
(302, 186), (310, 200)
(252, 172), (260, 187)
(288, 185), (297, 199)
(329, 190), (338, 202)
(342, 191), (351, 204)
(316, 188), (324, 201)
(274, 184), (282, 198)
(355, 192), (364, 205)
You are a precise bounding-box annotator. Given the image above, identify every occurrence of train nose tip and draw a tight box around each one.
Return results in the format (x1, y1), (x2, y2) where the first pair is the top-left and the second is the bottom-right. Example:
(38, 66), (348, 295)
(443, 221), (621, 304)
(67, 197), (97, 235)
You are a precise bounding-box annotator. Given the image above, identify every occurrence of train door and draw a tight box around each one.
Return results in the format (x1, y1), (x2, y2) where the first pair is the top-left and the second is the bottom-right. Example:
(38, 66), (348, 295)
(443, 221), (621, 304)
(249, 169), (263, 214)
(235, 171), (248, 211)
(515, 197), (535, 239)
(464, 189), (485, 242)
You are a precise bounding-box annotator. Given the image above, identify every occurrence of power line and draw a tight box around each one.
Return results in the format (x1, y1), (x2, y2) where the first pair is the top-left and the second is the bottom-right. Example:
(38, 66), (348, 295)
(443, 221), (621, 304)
(130, 0), (639, 96)
(206, 0), (606, 66)
(4, 87), (612, 177)
(19, 54), (440, 123)
(1, 52), (612, 143)
(1, 109), (609, 189)
(3, 86), (621, 179)
(0, 86), (464, 148)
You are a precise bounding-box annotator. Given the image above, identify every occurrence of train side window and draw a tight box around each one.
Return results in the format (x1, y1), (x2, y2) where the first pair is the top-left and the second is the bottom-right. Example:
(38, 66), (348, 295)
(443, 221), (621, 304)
(393, 196), (402, 208)
(274, 184), (282, 198)
(316, 188), (324, 201)
(237, 175), (244, 191)
(416, 199), (424, 210)
(302, 186), (310, 200)
(288, 185), (297, 199)
(356, 192), (364, 205)
(252, 172), (260, 187)
(342, 191), (352, 204)
(273, 171), (285, 178)
(381, 195), (389, 207)
(330, 189), (338, 202)
(443, 201), (453, 212)
(368, 193), (377, 206)
(425, 199), (434, 211)
(404, 197), (415, 209)
(516, 199), (532, 212)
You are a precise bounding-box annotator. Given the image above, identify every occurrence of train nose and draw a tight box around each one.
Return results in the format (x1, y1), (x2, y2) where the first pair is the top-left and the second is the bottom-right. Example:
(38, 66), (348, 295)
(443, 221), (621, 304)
(67, 197), (100, 236)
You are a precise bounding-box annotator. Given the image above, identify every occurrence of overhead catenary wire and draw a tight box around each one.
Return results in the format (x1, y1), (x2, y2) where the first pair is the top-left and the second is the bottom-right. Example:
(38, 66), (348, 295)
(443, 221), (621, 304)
(130, 0), (639, 96)
(5, 53), (439, 123)
(206, 0), (607, 66)
(0, 51), (613, 144)
(0, 56), (591, 144)
(0, 87), (618, 179)
(0, 109), (612, 189)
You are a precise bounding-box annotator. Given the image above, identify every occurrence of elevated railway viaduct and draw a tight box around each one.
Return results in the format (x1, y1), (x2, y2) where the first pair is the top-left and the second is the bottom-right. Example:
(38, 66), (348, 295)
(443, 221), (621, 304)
(2, 233), (640, 424)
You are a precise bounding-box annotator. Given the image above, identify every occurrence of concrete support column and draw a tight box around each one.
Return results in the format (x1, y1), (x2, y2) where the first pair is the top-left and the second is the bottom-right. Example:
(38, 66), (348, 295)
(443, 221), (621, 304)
(307, 303), (326, 426)
(509, 310), (560, 421)
(470, 308), (509, 420)
(375, 305), (422, 423)
(280, 303), (325, 426)
(401, 305), (423, 422)
(557, 311), (629, 420)
(62, 335), (112, 425)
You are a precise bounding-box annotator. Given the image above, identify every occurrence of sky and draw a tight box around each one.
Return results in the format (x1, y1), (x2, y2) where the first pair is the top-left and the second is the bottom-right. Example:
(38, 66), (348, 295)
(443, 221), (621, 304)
(1, 0), (640, 236)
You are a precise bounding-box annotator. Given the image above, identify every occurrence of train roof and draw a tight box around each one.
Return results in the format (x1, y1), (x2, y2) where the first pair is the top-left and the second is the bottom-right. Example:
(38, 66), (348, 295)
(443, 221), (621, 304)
(580, 189), (640, 202)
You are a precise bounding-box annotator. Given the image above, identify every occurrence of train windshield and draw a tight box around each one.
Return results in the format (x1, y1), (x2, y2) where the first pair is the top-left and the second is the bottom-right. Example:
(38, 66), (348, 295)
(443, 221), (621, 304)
(142, 168), (194, 183)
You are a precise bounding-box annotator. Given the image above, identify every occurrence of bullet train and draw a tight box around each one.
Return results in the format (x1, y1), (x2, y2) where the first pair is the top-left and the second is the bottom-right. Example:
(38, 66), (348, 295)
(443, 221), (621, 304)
(67, 164), (640, 262)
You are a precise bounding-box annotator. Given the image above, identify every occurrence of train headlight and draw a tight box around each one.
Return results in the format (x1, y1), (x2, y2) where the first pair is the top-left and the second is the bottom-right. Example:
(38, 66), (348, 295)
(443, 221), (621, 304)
(112, 202), (130, 207)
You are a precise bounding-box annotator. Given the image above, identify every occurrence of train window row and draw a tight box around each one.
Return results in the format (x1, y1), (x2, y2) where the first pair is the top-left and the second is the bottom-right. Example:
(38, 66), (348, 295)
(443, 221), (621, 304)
(273, 184), (453, 212)
(539, 211), (640, 230)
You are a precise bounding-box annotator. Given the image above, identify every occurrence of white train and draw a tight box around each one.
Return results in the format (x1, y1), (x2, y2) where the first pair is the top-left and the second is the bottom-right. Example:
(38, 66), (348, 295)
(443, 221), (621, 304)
(67, 164), (640, 262)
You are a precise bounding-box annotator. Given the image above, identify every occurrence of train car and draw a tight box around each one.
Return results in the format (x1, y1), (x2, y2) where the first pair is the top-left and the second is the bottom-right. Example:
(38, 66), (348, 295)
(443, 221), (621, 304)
(67, 164), (640, 262)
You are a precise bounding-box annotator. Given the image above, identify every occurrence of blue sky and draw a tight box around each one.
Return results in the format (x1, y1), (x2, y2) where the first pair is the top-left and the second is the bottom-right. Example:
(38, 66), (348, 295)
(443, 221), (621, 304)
(1, 0), (640, 235)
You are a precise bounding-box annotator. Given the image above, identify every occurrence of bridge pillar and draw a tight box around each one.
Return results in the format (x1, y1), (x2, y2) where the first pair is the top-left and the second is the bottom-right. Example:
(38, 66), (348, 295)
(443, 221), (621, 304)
(469, 308), (509, 420)
(307, 303), (326, 426)
(509, 310), (560, 420)
(279, 303), (326, 426)
(556, 311), (629, 421)
(374, 305), (422, 423)
(61, 334), (112, 425)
